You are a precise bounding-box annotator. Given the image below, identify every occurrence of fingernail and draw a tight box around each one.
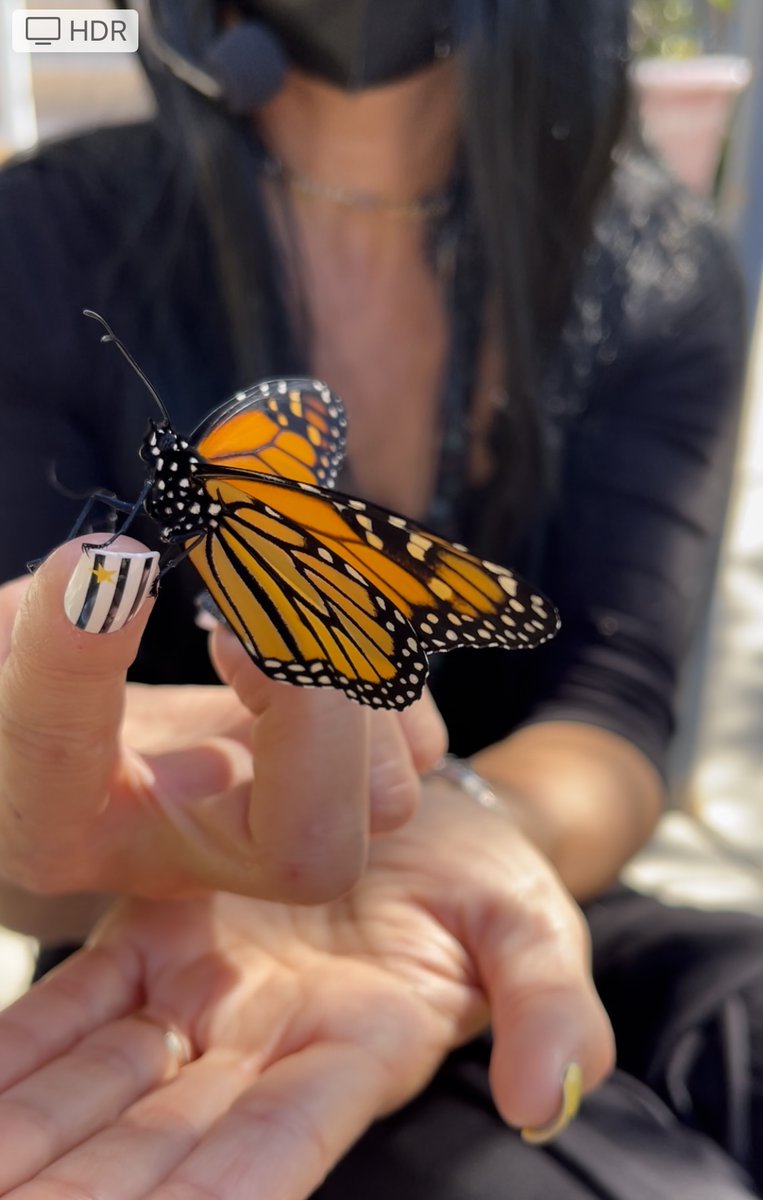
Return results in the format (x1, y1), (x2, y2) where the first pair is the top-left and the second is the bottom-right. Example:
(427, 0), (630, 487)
(520, 1062), (582, 1145)
(64, 547), (159, 633)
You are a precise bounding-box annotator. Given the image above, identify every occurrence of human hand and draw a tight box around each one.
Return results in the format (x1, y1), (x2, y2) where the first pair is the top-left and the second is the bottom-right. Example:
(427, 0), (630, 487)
(0, 535), (446, 903)
(0, 780), (614, 1199)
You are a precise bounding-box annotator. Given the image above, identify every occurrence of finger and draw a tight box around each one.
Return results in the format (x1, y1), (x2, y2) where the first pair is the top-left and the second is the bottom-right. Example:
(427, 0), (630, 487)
(367, 711), (420, 833)
(211, 630), (370, 904)
(396, 687), (448, 773)
(0, 576), (32, 666)
(472, 862), (614, 1133)
(0, 535), (159, 876)
(138, 739), (253, 809)
(0, 946), (139, 1092)
(123, 685), (251, 754)
(147, 1043), (391, 1200)
(0, 1007), (194, 1194)
(17, 1052), (255, 1200)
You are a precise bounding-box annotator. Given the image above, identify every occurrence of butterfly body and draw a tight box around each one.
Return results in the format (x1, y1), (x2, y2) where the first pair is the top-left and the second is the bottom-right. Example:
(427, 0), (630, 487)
(141, 420), (222, 540)
(79, 314), (559, 711)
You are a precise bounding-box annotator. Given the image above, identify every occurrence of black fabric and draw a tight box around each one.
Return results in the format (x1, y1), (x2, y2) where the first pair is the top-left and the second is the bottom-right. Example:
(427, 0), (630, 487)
(32, 942), (83, 982)
(0, 122), (747, 776)
(312, 1069), (757, 1200)
(588, 889), (763, 1189)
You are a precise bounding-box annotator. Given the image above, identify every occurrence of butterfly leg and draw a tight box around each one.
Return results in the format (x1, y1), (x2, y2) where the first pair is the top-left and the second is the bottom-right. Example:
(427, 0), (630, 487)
(71, 491), (135, 536)
(155, 532), (207, 588)
(28, 480), (156, 573)
(26, 491), (140, 573)
(80, 479), (153, 554)
(139, 540), (205, 600)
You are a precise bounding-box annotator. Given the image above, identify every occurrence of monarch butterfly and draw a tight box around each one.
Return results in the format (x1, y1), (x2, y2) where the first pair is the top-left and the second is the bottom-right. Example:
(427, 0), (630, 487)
(70, 310), (559, 710)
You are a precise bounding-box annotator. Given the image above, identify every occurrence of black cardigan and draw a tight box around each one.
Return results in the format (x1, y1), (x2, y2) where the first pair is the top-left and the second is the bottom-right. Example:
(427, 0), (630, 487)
(0, 122), (746, 775)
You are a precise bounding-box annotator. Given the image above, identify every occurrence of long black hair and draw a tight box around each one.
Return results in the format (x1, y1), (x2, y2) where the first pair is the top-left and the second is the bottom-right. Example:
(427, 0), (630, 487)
(143, 0), (631, 548)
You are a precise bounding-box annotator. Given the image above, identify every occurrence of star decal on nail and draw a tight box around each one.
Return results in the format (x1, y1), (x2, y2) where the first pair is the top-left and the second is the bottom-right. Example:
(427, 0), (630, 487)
(91, 564), (117, 584)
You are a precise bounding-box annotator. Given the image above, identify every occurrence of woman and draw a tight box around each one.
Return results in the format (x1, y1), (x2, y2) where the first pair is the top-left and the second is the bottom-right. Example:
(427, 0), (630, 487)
(0, 1), (760, 1196)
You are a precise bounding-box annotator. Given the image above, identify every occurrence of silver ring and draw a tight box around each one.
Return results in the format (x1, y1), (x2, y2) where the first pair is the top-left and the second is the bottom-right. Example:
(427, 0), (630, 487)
(134, 1011), (193, 1071)
(426, 754), (500, 810)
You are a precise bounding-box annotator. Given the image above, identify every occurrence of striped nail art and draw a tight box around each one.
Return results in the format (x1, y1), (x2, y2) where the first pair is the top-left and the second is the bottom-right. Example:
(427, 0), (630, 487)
(64, 548), (160, 633)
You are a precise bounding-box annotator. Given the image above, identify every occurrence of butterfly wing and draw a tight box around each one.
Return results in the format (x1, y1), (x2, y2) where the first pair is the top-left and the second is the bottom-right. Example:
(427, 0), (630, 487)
(187, 472), (559, 709)
(192, 377), (347, 489)
(189, 485), (423, 708)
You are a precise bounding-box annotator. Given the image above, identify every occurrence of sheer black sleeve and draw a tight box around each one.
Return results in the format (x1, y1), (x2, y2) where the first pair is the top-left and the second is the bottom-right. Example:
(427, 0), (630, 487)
(514, 162), (747, 774)
(0, 151), (115, 582)
(0, 126), (238, 684)
(433, 159), (747, 779)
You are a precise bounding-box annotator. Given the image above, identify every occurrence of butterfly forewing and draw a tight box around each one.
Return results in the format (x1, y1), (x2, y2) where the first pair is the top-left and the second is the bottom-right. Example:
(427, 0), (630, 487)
(192, 378), (347, 489)
(322, 498), (560, 655)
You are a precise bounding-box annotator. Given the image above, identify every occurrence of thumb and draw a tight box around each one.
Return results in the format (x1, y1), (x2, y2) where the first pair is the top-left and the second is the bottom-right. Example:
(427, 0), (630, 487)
(0, 534), (159, 844)
(475, 872), (614, 1138)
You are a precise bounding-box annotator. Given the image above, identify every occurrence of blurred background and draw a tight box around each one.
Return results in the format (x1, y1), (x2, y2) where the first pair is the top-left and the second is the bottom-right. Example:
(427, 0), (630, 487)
(0, 0), (762, 1004)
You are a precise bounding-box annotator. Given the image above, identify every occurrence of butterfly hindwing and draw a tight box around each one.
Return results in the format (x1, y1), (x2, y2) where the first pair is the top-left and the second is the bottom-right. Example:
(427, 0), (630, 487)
(192, 377), (347, 489)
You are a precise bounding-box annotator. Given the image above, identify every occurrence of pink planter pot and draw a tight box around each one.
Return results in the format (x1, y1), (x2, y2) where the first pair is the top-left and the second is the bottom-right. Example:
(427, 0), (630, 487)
(633, 55), (752, 195)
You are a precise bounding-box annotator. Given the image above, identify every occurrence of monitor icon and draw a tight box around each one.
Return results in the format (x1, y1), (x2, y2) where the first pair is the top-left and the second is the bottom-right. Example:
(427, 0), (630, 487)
(25, 15), (61, 45)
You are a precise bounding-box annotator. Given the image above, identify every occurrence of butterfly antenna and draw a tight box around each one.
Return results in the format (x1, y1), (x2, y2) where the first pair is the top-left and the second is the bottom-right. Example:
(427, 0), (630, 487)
(83, 309), (172, 423)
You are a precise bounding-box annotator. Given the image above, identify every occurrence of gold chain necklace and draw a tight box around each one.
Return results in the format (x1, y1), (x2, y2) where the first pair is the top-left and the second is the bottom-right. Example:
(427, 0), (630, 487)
(261, 154), (455, 222)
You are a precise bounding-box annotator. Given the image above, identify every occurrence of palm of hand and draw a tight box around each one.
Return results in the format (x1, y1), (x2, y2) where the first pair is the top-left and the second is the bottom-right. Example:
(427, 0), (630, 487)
(140, 875), (483, 1106)
(0, 795), (493, 1200)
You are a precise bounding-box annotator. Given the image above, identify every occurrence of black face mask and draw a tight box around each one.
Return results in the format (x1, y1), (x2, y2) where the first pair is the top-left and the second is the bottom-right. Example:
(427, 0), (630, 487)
(237, 0), (453, 89)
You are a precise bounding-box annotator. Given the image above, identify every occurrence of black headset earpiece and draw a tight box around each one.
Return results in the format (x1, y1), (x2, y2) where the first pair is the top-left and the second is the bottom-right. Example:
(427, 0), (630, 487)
(137, 0), (289, 114)
(203, 22), (288, 113)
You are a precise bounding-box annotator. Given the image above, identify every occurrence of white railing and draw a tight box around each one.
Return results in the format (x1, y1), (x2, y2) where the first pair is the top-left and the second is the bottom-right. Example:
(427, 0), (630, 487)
(0, 0), (38, 158)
